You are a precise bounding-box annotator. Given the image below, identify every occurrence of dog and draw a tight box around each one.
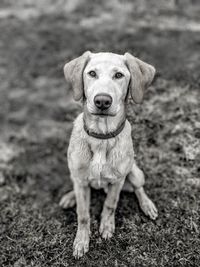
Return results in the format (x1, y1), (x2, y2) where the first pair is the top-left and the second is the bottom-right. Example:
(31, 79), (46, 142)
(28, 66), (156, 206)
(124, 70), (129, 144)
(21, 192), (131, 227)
(59, 51), (158, 258)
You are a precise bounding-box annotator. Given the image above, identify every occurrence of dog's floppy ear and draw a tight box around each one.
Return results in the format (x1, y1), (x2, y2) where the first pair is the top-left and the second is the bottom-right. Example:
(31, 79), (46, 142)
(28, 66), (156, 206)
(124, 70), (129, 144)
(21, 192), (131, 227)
(124, 53), (156, 104)
(63, 51), (91, 101)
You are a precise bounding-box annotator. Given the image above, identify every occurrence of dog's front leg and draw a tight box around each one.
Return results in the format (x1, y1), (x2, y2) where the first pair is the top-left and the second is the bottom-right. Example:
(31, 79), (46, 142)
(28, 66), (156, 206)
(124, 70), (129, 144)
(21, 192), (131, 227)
(100, 181), (124, 239)
(73, 182), (90, 259)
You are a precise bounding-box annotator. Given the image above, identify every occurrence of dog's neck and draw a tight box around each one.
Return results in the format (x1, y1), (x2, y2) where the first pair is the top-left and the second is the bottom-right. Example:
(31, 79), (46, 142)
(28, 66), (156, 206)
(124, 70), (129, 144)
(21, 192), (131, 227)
(83, 106), (126, 136)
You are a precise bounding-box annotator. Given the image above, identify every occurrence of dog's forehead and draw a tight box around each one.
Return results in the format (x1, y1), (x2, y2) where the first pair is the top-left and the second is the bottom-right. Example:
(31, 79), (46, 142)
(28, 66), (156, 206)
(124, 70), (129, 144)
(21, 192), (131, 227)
(87, 52), (126, 68)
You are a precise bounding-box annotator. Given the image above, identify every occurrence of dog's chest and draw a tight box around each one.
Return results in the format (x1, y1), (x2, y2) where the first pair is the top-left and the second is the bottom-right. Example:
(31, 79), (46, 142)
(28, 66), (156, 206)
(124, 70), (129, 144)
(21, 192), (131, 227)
(88, 138), (125, 189)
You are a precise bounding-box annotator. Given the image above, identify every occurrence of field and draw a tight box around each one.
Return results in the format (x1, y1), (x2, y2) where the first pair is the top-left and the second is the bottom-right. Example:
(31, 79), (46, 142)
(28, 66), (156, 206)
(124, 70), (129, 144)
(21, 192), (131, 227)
(0, 1), (200, 266)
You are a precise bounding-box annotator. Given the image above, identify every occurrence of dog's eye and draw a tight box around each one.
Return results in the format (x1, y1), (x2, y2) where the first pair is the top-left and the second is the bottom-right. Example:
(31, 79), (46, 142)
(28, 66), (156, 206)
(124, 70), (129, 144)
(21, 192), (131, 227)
(88, 71), (97, 78)
(114, 72), (124, 79)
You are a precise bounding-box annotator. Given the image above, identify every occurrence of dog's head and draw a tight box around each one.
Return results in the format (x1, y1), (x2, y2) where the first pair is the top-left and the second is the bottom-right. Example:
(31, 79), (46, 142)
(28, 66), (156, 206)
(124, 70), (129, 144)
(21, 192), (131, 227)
(64, 51), (155, 117)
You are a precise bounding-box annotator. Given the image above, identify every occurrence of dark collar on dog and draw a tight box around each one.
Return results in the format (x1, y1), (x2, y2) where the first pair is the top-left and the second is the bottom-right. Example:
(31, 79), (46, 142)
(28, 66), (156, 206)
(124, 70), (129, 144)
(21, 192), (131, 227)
(83, 119), (126, 139)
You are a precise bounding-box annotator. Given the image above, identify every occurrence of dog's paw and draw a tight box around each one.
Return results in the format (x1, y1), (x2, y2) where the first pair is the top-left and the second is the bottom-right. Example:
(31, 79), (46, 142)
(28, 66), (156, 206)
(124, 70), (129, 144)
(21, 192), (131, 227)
(59, 191), (76, 209)
(140, 197), (158, 220)
(73, 231), (89, 259)
(99, 216), (115, 239)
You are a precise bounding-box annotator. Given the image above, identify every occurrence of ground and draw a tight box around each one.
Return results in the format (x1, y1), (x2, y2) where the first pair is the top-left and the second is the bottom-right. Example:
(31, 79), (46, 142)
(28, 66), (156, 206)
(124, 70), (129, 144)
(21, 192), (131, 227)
(0, 0), (200, 266)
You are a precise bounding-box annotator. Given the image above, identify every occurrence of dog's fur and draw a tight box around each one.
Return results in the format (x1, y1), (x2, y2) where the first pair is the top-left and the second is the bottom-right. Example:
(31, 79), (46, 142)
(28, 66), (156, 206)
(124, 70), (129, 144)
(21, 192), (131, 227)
(60, 52), (158, 258)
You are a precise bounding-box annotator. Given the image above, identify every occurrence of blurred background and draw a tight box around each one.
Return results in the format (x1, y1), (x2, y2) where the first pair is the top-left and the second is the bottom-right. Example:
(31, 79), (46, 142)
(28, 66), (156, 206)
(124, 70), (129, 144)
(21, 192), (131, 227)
(0, 1), (200, 266)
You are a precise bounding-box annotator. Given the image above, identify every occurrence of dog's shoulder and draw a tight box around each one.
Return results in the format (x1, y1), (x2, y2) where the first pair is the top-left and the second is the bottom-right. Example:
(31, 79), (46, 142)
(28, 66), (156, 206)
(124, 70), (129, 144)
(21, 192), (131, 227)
(123, 120), (132, 138)
(68, 113), (92, 166)
(69, 112), (89, 145)
(72, 112), (84, 132)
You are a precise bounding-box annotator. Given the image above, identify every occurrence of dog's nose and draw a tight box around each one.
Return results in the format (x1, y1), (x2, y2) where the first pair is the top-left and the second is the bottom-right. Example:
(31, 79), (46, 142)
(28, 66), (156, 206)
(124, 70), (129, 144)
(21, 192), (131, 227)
(94, 94), (112, 111)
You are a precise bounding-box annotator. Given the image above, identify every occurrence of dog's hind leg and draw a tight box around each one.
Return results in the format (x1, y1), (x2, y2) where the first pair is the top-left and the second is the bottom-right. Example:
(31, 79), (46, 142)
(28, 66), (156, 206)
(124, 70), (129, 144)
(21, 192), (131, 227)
(59, 190), (76, 209)
(127, 162), (158, 220)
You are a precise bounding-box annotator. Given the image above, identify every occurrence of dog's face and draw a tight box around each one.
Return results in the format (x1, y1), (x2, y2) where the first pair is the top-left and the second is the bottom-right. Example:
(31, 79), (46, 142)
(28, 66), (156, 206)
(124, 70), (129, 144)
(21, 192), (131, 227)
(64, 52), (156, 117)
(83, 53), (130, 116)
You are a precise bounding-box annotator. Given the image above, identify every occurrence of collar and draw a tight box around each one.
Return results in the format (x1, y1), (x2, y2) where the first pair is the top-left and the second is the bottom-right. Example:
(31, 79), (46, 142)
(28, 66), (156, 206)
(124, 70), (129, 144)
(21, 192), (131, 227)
(83, 119), (126, 139)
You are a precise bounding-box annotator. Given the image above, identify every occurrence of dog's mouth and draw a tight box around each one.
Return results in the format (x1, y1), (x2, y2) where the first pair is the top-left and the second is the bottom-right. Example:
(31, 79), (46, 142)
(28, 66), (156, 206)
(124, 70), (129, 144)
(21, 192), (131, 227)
(91, 112), (116, 117)
(85, 102), (117, 117)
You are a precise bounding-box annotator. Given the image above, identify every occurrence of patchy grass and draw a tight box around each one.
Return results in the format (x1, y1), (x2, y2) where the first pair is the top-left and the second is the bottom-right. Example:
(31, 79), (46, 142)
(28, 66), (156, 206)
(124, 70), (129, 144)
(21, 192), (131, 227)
(0, 1), (200, 266)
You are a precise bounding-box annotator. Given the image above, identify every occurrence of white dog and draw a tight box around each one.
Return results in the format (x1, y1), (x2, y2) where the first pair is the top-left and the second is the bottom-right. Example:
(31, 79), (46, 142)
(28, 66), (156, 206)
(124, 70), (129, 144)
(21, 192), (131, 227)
(60, 52), (158, 258)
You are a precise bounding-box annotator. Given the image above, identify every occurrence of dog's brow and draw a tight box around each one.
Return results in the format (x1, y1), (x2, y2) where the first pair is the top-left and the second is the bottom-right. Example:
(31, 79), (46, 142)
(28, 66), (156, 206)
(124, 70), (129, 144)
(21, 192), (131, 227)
(112, 67), (124, 72)
(86, 67), (98, 72)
